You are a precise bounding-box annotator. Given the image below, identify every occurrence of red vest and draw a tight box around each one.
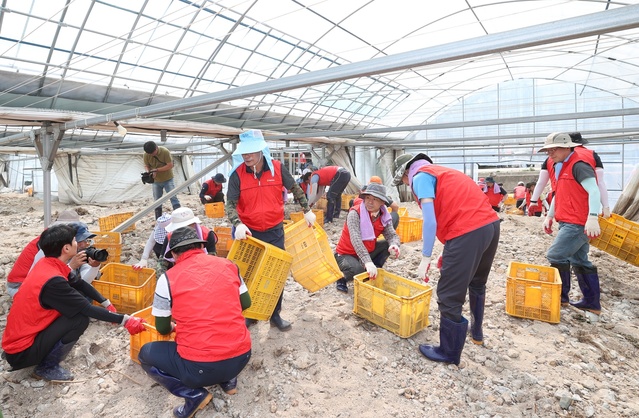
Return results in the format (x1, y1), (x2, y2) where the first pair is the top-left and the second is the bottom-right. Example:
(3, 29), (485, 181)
(485, 188), (504, 207)
(313, 166), (339, 186)
(514, 186), (526, 199)
(554, 152), (596, 225)
(2, 257), (70, 354)
(203, 179), (223, 197)
(166, 250), (251, 362)
(7, 236), (40, 284)
(336, 203), (385, 255)
(546, 147), (595, 192)
(525, 191), (543, 215)
(414, 166), (498, 244)
(237, 160), (284, 231)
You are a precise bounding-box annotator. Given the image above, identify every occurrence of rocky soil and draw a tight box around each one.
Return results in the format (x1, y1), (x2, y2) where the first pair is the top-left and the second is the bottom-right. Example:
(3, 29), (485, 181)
(1, 191), (639, 418)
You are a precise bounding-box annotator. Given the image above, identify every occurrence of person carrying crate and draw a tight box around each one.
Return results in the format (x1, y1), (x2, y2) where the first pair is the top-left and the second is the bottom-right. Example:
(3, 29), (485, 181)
(392, 153), (500, 366)
(225, 129), (316, 331)
(334, 182), (401, 293)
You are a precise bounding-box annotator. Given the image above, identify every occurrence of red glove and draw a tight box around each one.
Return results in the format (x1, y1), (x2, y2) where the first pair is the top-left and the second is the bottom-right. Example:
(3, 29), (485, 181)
(124, 316), (147, 335)
(437, 255), (443, 269)
(106, 304), (117, 313)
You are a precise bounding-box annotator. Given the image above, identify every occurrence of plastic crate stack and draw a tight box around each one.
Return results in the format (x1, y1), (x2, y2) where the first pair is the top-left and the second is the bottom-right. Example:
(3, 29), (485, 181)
(99, 212), (135, 233)
(90, 231), (122, 264)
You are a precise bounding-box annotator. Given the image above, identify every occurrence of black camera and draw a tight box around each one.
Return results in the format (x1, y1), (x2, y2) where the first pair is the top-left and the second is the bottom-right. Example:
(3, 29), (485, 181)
(141, 172), (154, 184)
(85, 247), (109, 262)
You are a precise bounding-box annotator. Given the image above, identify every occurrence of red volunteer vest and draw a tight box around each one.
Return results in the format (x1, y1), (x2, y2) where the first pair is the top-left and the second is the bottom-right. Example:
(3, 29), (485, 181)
(554, 152), (596, 225)
(546, 147), (596, 192)
(514, 186), (526, 199)
(166, 250), (251, 362)
(237, 160), (284, 231)
(313, 166), (339, 186)
(414, 165), (498, 244)
(2, 257), (71, 354)
(525, 191), (543, 215)
(484, 188), (504, 207)
(203, 179), (223, 197)
(7, 236), (40, 284)
(336, 203), (385, 255)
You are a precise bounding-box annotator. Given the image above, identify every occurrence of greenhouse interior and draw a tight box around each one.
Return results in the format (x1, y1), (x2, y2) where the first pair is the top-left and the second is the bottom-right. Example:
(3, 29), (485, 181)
(1, 0), (639, 216)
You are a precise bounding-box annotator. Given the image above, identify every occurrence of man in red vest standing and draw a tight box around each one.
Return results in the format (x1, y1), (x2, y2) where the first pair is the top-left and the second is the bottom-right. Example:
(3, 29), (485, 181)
(225, 130), (316, 331)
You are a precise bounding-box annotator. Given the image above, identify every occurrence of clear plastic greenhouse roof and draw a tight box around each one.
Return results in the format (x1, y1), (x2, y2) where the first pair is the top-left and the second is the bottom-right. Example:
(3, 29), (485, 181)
(2, 0), (639, 143)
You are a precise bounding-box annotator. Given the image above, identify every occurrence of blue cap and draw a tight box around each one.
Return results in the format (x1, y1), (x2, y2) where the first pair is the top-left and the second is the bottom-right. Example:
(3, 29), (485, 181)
(69, 222), (96, 242)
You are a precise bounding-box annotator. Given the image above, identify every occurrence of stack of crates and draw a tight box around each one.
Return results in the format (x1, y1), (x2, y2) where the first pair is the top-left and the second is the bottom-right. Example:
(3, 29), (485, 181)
(396, 217), (423, 243)
(94, 263), (156, 314)
(353, 269), (432, 338)
(213, 226), (234, 258)
(205, 202), (225, 218)
(289, 209), (324, 226)
(227, 237), (293, 321)
(590, 214), (639, 266)
(505, 261), (561, 324)
(90, 231), (122, 264)
(129, 306), (175, 364)
(99, 212), (135, 233)
(284, 220), (343, 292)
(341, 194), (358, 211)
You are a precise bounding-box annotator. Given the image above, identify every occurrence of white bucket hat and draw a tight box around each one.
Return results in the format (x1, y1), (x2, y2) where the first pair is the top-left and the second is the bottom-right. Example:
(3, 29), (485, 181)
(538, 132), (581, 152)
(165, 207), (201, 232)
(232, 130), (269, 156)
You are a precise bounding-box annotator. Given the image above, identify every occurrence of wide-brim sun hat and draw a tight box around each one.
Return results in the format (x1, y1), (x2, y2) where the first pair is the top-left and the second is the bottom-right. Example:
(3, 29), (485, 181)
(538, 132), (582, 152)
(232, 129), (269, 155)
(169, 227), (207, 250)
(165, 207), (201, 232)
(50, 209), (80, 226)
(361, 183), (391, 205)
(392, 153), (433, 186)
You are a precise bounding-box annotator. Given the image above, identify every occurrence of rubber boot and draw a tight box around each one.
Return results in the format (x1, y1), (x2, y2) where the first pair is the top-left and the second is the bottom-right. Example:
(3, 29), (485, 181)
(570, 266), (601, 314)
(245, 318), (258, 327)
(270, 293), (291, 331)
(335, 278), (348, 293)
(468, 291), (485, 345)
(154, 206), (163, 220)
(33, 340), (76, 381)
(551, 263), (571, 306)
(143, 365), (212, 418)
(219, 377), (237, 395)
(419, 316), (468, 366)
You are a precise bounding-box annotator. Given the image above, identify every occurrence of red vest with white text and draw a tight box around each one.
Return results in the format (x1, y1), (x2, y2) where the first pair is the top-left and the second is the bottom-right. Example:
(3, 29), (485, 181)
(554, 152), (596, 226)
(313, 166), (339, 186)
(237, 160), (284, 231)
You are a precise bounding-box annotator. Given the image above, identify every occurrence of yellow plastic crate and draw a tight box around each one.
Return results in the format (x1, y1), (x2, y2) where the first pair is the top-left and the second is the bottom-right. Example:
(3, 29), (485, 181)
(205, 202), (225, 218)
(505, 261), (561, 324)
(90, 231), (122, 264)
(290, 209), (324, 227)
(341, 194), (358, 211)
(590, 214), (639, 266)
(227, 237), (293, 321)
(353, 269), (432, 338)
(94, 263), (156, 314)
(313, 222), (341, 274)
(396, 216), (423, 243)
(284, 220), (343, 292)
(503, 194), (517, 206)
(315, 197), (328, 210)
(397, 207), (408, 217)
(129, 307), (175, 364)
(213, 226), (233, 258)
(99, 212), (135, 233)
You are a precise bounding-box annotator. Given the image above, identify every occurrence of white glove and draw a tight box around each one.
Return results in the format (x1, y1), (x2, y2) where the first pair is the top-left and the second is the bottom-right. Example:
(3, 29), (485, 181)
(543, 216), (553, 235)
(234, 223), (252, 240)
(204, 195), (212, 201)
(584, 215), (601, 238)
(364, 262), (377, 279)
(602, 207), (611, 219)
(388, 244), (400, 259)
(417, 256), (431, 282)
(132, 259), (148, 270)
(303, 210), (316, 227)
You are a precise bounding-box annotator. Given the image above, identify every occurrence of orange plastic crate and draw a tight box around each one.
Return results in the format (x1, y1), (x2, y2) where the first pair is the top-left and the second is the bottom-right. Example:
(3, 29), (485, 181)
(213, 226), (234, 258)
(590, 214), (639, 266)
(353, 269), (432, 338)
(227, 237), (293, 321)
(205, 202), (225, 218)
(94, 263), (155, 314)
(129, 307), (175, 364)
(396, 217), (423, 243)
(99, 212), (135, 233)
(505, 262), (561, 324)
(90, 231), (122, 264)
(284, 220), (343, 292)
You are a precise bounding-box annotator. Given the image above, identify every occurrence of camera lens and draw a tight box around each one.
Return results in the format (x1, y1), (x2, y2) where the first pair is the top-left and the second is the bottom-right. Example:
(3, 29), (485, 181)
(85, 247), (109, 262)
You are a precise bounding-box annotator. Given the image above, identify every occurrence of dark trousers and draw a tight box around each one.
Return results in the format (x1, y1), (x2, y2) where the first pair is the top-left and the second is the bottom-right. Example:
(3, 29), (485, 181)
(4, 314), (89, 370)
(138, 341), (251, 388)
(335, 240), (390, 282)
(325, 169), (352, 222)
(200, 192), (225, 205)
(437, 221), (500, 322)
